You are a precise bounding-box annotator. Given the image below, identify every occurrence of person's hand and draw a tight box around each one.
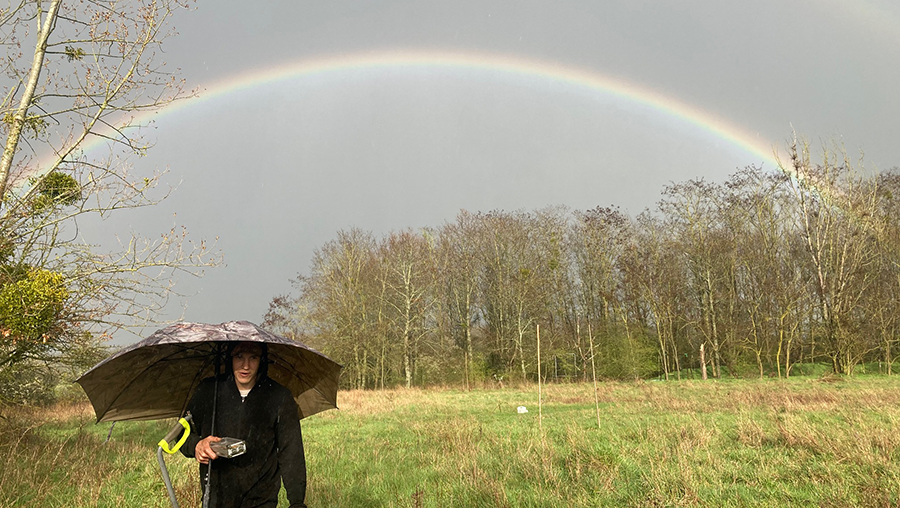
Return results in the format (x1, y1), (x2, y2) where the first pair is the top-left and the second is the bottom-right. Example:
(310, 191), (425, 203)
(195, 436), (221, 464)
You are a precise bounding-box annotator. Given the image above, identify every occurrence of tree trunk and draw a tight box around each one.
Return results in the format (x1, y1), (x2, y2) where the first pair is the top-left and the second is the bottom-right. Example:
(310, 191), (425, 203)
(465, 293), (473, 390)
(669, 314), (681, 380)
(0, 0), (63, 200)
(517, 330), (527, 383)
(886, 338), (892, 376)
(776, 313), (786, 379)
(704, 269), (722, 379)
(353, 344), (361, 390)
(700, 343), (708, 380)
(588, 324), (601, 429)
(380, 342), (386, 389)
(362, 348), (368, 389)
(404, 329), (411, 388)
(785, 336), (793, 378)
(655, 317), (669, 381)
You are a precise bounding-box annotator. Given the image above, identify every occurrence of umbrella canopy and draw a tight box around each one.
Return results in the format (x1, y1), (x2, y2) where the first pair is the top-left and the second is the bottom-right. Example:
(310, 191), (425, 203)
(77, 321), (342, 423)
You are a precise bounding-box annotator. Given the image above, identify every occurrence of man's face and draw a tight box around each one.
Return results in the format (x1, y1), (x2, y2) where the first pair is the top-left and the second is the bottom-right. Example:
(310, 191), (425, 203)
(232, 343), (262, 390)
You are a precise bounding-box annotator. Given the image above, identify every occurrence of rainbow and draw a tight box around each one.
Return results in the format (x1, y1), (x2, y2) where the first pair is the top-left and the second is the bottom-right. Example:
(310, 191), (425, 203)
(49, 49), (780, 171)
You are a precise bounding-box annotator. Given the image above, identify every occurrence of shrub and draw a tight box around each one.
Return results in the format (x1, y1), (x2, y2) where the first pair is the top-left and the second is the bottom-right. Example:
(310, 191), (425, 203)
(0, 362), (58, 405)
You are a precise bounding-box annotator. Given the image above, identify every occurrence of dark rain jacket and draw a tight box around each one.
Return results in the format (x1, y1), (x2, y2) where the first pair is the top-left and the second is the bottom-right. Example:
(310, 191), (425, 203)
(181, 374), (307, 508)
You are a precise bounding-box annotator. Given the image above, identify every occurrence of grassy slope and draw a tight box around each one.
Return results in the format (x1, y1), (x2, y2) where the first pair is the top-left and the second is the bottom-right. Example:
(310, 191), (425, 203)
(3, 377), (900, 507)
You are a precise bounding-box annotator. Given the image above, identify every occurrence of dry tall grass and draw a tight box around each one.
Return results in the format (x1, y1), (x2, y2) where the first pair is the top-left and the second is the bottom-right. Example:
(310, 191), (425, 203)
(4, 377), (900, 507)
(0, 403), (196, 508)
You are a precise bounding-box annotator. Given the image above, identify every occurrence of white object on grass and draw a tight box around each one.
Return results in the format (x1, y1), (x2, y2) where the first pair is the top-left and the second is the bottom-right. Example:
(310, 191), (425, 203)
(517, 406), (528, 414)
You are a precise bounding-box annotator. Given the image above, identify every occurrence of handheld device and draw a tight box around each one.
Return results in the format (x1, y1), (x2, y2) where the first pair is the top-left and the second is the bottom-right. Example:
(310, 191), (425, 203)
(209, 437), (246, 458)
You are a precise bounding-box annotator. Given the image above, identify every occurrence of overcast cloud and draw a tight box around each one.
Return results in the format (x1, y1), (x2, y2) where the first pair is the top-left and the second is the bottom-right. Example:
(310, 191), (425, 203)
(76, 0), (900, 342)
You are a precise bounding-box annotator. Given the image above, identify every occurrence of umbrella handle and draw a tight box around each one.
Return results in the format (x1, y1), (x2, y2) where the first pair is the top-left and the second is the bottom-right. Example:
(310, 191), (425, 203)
(158, 413), (192, 454)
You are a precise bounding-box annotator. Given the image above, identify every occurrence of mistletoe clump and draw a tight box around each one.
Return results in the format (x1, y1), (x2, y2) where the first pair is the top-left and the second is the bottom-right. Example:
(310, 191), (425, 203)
(31, 171), (81, 214)
(0, 268), (69, 342)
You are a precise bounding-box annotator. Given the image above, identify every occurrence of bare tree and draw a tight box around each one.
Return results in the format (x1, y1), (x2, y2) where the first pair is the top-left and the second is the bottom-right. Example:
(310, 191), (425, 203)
(0, 1), (217, 374)
(294, 229), (379, 389)
(620, 212), (689, 380)
(477, 211), (549, 382)
(570, 206), (641, 378)
(378, 230), (437, 388)
(725, 167), (807, 377)
(659, 179), (732, 378)
(435, 211), (483, 388)
(529, 206), (573, 379)
(779, 137), (881, 374)
(863, 169), (900, 374)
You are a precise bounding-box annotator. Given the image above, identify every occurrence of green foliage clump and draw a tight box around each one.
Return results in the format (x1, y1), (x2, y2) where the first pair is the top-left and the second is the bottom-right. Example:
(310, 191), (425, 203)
(0, 268), (69, 341)
(0, 236), (14, 265)
(31, 172), (81, 213)
(63, 45), (85, 62)
(1, 111), (48, 137)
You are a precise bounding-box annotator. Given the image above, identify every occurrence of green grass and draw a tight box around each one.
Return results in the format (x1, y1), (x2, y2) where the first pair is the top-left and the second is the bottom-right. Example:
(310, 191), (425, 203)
(4, 377), (900, 507)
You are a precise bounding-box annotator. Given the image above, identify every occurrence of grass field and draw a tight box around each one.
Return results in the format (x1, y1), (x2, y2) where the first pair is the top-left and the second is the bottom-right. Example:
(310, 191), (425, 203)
(3, 376), (900, 507)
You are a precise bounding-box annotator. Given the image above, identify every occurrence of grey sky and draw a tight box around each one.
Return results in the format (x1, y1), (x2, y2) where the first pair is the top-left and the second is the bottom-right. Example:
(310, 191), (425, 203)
(79, 1), (900, 342)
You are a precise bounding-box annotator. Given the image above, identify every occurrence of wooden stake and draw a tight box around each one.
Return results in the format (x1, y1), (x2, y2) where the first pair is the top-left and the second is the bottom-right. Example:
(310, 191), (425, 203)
(537, 323), (543, 434)
(588, 323), (601, 429)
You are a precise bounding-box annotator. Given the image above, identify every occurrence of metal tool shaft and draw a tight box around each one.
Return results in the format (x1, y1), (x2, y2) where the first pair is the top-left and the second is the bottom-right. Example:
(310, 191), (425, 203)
(157, 446), (180, 508)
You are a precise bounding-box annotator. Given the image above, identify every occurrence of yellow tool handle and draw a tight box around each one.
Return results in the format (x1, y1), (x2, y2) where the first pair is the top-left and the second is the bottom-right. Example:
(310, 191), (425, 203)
(158, 417), (191, 454)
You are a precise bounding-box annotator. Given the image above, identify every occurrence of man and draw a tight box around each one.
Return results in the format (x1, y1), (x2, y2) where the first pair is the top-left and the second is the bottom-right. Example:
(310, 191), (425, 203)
(181, 341), (307, 508)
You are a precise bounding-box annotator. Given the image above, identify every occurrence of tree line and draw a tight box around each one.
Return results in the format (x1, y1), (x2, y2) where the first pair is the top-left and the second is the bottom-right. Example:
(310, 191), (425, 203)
(265, 139), (900, 389)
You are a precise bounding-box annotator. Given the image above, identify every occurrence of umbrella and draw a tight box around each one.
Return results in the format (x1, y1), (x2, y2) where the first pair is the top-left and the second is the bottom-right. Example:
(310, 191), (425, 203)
(76, 320), (342, 423)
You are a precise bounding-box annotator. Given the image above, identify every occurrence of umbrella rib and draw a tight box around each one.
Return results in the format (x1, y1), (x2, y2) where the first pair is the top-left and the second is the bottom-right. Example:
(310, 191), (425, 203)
(268, 350), (341, 390)
(179, 352), (218, 418)
(295, 385), (337, 418)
